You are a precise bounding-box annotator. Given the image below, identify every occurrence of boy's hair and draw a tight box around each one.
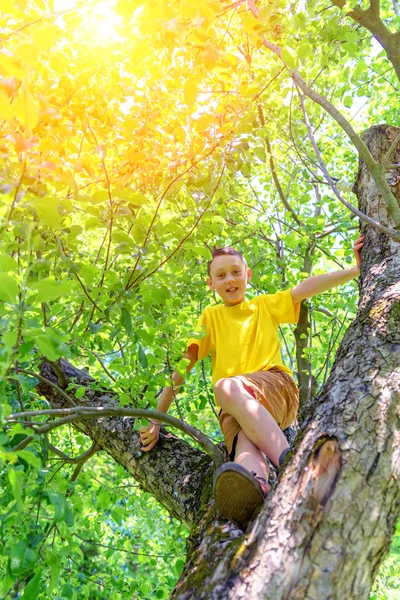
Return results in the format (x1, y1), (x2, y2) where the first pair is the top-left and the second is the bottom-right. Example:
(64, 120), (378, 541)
(207, 247), (245, 276)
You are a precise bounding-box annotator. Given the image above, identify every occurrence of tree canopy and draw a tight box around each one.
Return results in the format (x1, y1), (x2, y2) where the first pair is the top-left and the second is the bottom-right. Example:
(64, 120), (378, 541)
(0, 0), (399, 598)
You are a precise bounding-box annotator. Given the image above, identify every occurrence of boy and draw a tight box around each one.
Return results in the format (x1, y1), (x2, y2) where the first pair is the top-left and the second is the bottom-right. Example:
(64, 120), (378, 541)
(140, 235), (364, 529)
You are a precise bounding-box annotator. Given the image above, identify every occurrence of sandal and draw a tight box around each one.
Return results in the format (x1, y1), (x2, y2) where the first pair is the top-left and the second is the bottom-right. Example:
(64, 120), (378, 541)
(213, 462), (267, 530)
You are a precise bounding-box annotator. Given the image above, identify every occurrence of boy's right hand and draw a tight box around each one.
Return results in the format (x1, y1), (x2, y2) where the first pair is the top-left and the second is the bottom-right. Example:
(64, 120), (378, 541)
(139, 423), (161, 452)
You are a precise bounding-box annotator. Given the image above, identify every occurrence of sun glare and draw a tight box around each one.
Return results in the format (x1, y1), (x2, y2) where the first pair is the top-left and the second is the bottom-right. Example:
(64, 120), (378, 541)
(54, 0), (122, 43)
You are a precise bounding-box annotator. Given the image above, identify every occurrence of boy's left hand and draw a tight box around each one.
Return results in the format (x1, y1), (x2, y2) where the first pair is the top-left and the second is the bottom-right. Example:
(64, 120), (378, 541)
(353, 234), (364, 270)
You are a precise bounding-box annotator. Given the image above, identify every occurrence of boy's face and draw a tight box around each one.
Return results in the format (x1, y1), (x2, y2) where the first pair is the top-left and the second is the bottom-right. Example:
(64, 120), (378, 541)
(207, 255), (252, 306)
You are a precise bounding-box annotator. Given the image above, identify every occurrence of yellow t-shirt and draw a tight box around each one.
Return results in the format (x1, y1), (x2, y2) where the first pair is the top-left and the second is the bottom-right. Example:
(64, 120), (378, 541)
(188, 289), (300, 385)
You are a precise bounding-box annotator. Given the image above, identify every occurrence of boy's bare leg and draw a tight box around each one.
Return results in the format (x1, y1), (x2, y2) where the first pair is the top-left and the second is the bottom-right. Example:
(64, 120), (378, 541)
(234, 430), (270, 486)
(215, 377), (289, 467)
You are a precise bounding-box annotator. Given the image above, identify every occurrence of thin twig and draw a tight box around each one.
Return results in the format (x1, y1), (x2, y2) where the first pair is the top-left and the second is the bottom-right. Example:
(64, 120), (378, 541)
(48, 441), (100, 464)
(72, 533), (185, 558)
(383, 131), (400, 164)
(9, 406), (224, 465)
(17, 369), (77, 407)
(296, 88), (400, 240)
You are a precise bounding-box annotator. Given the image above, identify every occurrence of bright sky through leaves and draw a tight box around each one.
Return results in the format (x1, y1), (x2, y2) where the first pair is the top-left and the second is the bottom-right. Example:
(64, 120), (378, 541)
(54, 0), (122, 42)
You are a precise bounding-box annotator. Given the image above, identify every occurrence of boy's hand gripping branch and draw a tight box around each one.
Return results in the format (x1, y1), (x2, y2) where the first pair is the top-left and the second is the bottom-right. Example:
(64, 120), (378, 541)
(139, 346), (198, 452)
(290, 234), (364, 304)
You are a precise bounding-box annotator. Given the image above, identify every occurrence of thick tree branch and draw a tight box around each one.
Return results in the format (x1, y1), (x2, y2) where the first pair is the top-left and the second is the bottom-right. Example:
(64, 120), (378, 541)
(331, 0), (400, 81)
(31, 360), (220, 528)
(9, 406), (223, 467)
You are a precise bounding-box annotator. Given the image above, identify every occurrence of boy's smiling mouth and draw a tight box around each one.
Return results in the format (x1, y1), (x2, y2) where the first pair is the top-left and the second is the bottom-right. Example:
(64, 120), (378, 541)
(226, 287), (238, 293)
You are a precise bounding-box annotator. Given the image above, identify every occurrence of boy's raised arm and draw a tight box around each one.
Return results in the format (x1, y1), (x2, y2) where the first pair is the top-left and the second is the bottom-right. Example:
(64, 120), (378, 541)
(290, 234), (364, 304)
(139, 344), (199, 452)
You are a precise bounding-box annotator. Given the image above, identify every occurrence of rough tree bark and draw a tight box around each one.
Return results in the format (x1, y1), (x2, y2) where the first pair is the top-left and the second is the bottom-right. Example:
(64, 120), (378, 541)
(38, 125), (400, 600)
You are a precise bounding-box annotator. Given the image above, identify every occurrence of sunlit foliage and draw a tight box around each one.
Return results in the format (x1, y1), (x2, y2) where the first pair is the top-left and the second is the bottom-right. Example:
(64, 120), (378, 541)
(0, 0), (399, 597)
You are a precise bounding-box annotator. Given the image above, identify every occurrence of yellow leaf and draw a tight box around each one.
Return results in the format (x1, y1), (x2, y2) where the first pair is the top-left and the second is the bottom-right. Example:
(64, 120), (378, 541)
(115, 0), (135, 18)
(239, 83), (258, 98)
(202, 44), (219, 70)
(13, 86), (39, 131)
(49, 57), (66, 73)
(0, 53), (26, 80)
(0, 92), (13, 121)
(79, 156), (96, 177)
(179, 0), (199, 19)
(131, 41), (152, 60)
(184, 79), (197, 106)
(38, 138), (54, 152)
(194, 114), (214, 132)
(1, 0), (20, 14)
(129, 151), (146, 164)
(241, 15), (262, 33)
(174, 126), (186, 144)
(32, 23), (58, 52)
(15, 43), (39, 67)
(199, 4), (216, 27)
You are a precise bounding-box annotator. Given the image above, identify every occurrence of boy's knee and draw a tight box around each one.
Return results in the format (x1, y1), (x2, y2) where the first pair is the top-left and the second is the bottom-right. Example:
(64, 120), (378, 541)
(214, 377), (242, 409)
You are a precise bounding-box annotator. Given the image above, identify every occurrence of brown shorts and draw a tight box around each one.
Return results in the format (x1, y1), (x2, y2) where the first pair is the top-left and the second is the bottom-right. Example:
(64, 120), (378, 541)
(218, 367), (299, 460)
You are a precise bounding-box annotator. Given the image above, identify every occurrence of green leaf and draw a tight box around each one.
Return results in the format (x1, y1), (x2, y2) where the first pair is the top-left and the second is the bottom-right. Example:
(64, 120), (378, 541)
(253, 146), (266, 162)
(281, 47), (297, 70)
(8, 467), (24, 510)
(36, 335), (59, 361)
(16, 450), (41, 469)
(46, 552), (61, 594)
(99, 490), (111, 510)
(128, 191), (147, 205)
(88, 321), (102, 334)
(176, 357), (190, 377)
(46, 491), (67, 522)
(297, 43), (313, 60)
(0, 273), (18, 303)
(74, 386), (86, 399)
(119, 393), (132, 406)
(0, 254), (18, 272)
(9, 540), (37, 575)
(138, 344), (148, 368)
(175, 558), (185, 575)
(343, 95), (353, 108)
(192, 246), (210, 259)
(65, 506), (74, 526)
(21, 567), (43, 599)
(32, 198), (63, 228)
(120, 306), (133, 335)
(112, 230), (135, 247)
(31, 277), (73, 302)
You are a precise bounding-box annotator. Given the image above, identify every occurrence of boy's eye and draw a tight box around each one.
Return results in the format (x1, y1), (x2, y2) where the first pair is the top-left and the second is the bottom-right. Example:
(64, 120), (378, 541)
(217, 274), (224, 278)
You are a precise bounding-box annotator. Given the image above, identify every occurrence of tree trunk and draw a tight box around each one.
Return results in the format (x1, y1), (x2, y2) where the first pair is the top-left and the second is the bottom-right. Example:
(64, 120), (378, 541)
(172, 124), (400, 599)
(38, 125), (400, 600)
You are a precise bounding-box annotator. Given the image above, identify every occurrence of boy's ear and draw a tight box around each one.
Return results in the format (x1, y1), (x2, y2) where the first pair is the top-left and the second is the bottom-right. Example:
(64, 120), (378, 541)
(247, 268), (252, 281)
(207, 277), (214, 290)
